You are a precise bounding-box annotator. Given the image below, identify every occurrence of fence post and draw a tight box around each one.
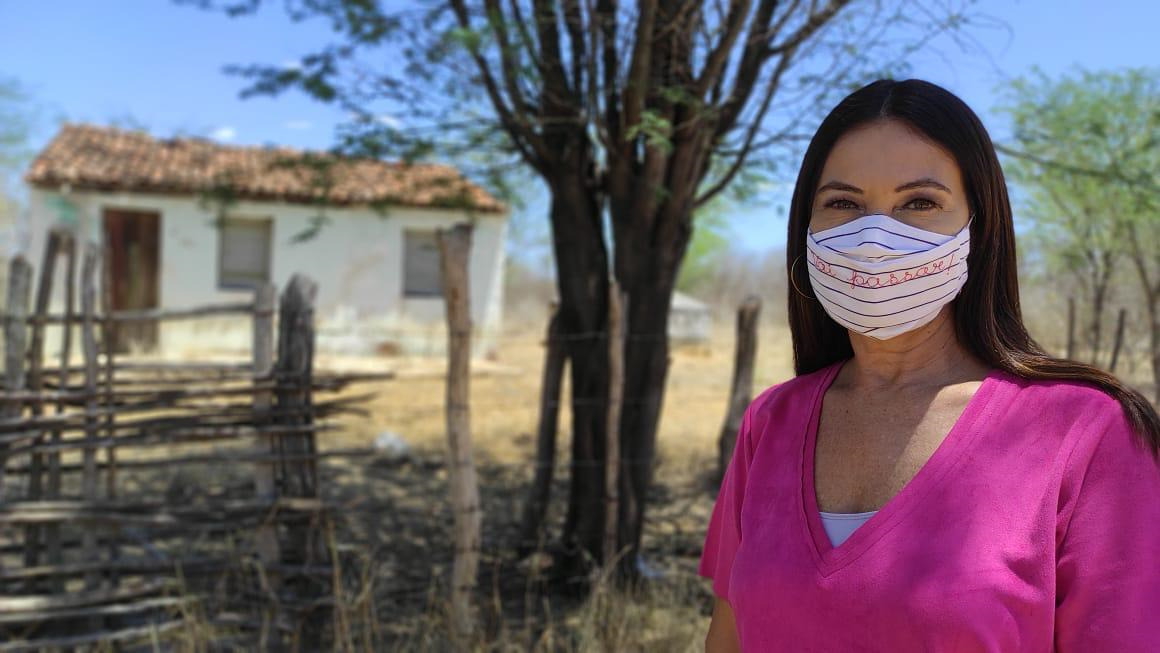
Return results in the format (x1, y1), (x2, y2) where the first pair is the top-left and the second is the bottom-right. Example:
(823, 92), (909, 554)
(80, 244), (102, 593)
(0, 257), (30, 597)
(436, 224), (480, 646)
(251, 282), (281, 590)
(100, 238), (120, 588)
(603, 281), (627, 572)
(717, 296), (761, 482)
(23, 228), (62, 574)
(45, 231), (76, 591)
(1, 257), (32, 506)
(275, 275), (319, 501)
(273, 274), (325, 646)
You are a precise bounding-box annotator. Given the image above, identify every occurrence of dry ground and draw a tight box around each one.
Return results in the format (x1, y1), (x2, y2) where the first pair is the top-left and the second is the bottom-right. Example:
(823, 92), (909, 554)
(325, 317), (796, 473)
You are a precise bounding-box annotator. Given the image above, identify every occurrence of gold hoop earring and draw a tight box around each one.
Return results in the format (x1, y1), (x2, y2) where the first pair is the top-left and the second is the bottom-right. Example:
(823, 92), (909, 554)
(790, 254), (814, 300)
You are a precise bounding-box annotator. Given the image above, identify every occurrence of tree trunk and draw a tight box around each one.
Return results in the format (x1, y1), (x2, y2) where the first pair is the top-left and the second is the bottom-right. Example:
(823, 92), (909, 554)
(1109, 307), (1127, 373)
(1088, 250), (1115, 366)
(613, 241), (689, 582)
(1066, 296), (1076, 360)
(1124, 222), (1160, 404)
(547, 169), (694, 586)
(1089, 276), (1106, 365)
(1147, 294), (1160, 405)
(517, 308), (566, 557)
(547, 170), (611, 582)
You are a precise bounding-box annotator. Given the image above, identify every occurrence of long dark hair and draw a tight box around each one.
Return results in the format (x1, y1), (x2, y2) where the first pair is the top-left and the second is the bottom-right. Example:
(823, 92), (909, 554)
(786, 78), (1160, 456)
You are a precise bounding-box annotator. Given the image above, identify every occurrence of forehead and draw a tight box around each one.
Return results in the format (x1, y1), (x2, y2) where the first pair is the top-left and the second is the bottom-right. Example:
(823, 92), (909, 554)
(818, 119), (964, 192)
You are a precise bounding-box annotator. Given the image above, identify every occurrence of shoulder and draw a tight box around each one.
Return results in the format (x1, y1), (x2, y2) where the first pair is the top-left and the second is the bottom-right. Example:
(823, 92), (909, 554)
(991, 371), (1132, 437)
(995, 371), (1157, 480)
(1045, 381), (1160, 548)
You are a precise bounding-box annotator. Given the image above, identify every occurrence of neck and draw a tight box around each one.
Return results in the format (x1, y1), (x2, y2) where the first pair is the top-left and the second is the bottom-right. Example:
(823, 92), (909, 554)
(843, 305), (986, 388)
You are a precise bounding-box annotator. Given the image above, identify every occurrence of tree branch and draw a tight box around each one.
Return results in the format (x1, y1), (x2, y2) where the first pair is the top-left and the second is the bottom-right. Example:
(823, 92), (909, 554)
(767, 0), (803, 47)
(1126, 222), (1160, 301)
(996, 143), (1160, 194)
(449, 0), (551, 171)
(695, 46), (796, 207)
(623, 0), (658, 134)
(583, 0), (610, 151)
(562, 0), (587, 102)
(532, 0), (577, 119)
(597, 0), (621, 146)
(508, 0), (544, 75)
(485, 0), (535, 118)
(711, 0), (777, 140)
(768, 0), (849, 55)
(693, 0), (750, 97)
(1042, 182), (1090, 231)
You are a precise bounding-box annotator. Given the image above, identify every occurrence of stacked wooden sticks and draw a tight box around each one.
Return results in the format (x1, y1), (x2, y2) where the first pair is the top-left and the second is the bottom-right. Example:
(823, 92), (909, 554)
(0, 228), (383, 650)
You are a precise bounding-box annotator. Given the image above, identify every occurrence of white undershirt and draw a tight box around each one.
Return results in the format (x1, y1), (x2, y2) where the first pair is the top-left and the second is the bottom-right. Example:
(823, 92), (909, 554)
(819, 510), (878, 546)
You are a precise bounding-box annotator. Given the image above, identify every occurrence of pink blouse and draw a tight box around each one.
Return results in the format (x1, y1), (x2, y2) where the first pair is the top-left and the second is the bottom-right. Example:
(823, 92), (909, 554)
(698, 360), (1160, 651)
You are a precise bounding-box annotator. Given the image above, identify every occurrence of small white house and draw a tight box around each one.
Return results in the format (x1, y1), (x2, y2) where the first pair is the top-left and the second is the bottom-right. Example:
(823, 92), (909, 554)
(670, 291), (712, 344)
(24, 124), (508, 357)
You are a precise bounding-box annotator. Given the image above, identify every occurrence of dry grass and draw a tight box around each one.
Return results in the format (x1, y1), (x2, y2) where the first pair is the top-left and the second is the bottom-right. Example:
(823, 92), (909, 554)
(302, 315), (796, 651)
(383, 565), (713, 653)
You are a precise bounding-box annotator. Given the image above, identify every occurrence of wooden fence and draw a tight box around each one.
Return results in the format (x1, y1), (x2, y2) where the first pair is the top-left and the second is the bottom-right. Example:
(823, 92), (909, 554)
(0, 228), (382, 650)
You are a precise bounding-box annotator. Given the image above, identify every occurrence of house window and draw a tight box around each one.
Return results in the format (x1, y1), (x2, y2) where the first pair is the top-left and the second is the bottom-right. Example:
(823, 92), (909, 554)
(218, 217), (272, 290)
(403, 230), (443, 297)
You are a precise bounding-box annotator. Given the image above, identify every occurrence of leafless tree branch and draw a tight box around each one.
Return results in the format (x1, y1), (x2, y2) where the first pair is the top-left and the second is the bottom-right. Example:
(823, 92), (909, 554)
(696, 45), (797, 207)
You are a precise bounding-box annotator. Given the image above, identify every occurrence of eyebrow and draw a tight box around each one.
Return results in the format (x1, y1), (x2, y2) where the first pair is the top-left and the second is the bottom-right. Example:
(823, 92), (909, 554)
(816, 177), (953, 195)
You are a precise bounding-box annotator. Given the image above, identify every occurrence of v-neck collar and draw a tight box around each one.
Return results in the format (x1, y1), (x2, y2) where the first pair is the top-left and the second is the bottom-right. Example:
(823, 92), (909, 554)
(798, 360), (1008, 578)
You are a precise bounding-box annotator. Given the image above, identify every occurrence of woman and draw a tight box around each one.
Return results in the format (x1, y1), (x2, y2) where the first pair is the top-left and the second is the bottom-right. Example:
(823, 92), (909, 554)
(699, 79), (1160, 652)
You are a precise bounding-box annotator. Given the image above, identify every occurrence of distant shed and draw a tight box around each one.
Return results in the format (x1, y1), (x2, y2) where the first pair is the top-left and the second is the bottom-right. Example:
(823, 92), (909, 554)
(669, 291), (712, 344)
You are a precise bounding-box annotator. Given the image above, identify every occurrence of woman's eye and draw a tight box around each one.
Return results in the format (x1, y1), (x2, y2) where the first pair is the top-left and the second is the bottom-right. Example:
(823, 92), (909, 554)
(903, 197), (939, 210)
(824, 198), (859, 210)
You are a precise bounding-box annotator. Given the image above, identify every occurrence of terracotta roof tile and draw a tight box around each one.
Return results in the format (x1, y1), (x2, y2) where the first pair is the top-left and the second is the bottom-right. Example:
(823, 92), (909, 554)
(25, 124), (506, 213)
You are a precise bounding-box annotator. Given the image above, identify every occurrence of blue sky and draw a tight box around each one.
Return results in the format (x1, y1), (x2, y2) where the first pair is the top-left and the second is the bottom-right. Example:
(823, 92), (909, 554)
(1, 0), (1156, 254)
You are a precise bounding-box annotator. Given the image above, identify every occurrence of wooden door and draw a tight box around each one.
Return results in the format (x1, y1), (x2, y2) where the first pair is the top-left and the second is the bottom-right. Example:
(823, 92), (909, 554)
(103, 209), (160, 353)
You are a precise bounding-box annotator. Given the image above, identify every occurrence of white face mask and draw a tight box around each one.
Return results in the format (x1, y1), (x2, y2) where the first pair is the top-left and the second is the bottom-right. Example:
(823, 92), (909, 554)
(804, 213), (971, 340)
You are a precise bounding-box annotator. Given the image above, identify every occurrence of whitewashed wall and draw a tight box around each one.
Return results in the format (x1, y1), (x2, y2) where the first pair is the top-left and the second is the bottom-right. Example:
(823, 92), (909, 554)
(26, 188), (507, 358)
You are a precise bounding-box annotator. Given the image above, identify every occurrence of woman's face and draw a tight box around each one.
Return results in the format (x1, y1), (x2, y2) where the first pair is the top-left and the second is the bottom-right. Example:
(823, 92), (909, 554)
(809, 119), (970, 237)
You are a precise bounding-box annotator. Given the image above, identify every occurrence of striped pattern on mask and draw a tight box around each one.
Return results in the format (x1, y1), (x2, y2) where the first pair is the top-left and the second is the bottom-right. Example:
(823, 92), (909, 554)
(805, 214), (971, 339)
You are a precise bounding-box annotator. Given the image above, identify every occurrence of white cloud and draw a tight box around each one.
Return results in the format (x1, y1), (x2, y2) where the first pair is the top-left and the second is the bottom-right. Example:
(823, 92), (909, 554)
(284, 119), (313, 130)
(281, 59), (303, 71)
(376, 114), (402, 128)
(210, 126), (237, 142)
